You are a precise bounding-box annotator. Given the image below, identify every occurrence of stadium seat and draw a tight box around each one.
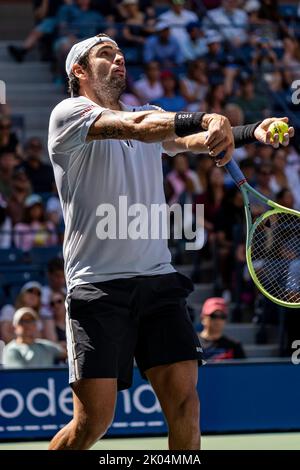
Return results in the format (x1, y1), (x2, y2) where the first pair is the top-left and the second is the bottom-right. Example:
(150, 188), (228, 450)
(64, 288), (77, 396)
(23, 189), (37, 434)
(0, 266), (45, 287)
(29, 246), (62, 265)
(0, 248), (24, 265)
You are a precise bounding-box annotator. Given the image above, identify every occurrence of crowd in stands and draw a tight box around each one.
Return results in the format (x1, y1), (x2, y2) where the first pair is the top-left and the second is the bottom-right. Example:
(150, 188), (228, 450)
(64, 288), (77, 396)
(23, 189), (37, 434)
(1, 0), (300, 364)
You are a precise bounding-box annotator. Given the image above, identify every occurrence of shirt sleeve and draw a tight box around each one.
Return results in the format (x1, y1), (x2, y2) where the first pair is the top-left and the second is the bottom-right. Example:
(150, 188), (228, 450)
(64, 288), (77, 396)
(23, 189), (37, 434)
(48, 98), (107, 155)
(3, 346), (25, 367)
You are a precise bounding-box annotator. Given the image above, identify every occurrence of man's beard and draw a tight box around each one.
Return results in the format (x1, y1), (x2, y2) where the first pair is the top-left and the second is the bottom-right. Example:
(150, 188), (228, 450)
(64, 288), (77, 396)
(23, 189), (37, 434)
(92, 73), (126, 104)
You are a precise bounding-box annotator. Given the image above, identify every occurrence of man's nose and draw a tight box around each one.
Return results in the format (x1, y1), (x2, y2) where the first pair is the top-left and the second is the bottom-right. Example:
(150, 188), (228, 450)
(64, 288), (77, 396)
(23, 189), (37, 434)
(114, 54), (125, 66)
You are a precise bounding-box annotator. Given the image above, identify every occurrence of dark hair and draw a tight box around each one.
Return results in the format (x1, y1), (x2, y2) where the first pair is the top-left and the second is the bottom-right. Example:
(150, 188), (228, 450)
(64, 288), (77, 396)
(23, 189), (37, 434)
(68, 51), (91, 97)
(48, 257), (64, 273)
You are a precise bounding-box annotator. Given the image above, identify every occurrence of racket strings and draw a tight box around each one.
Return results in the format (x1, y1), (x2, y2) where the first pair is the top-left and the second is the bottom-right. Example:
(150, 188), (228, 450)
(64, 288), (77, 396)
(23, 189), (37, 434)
(250, 212), (300, 304)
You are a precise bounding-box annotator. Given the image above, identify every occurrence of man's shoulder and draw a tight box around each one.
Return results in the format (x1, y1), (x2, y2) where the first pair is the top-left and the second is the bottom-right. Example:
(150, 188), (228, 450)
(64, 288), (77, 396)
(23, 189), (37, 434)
(50, 96), (95, 118)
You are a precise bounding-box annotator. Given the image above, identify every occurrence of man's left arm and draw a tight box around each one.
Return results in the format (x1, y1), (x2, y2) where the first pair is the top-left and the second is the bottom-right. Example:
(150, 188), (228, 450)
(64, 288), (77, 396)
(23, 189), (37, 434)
(162, 116), (295, 162)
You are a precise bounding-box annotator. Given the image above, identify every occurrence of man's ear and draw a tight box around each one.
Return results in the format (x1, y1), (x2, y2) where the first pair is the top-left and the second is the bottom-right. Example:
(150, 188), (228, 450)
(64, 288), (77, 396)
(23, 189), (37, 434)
(72, 63), (88, 81)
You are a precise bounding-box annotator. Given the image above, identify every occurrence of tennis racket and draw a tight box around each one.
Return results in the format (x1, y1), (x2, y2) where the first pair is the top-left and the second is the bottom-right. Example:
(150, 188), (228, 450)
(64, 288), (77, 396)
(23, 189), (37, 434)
(225, 159), (300, 308)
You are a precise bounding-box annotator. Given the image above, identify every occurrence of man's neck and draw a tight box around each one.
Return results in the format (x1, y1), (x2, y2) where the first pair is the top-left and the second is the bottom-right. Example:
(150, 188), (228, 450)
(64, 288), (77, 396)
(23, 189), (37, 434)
(80, 90), (121, 111)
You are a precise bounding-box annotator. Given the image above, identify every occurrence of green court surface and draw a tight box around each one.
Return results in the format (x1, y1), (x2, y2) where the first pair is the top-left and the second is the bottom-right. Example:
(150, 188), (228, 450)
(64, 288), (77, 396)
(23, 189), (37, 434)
(0, 433), (300, 450)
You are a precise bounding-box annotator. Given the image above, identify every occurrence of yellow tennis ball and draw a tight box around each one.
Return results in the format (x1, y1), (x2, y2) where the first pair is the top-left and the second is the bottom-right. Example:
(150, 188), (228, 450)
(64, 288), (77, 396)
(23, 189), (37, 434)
(268, 121), (289, 144)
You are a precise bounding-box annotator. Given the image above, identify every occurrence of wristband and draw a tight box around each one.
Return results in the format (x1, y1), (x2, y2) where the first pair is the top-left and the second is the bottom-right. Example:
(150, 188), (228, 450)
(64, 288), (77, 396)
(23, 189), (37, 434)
(232, 121), (262, 148)
(174, 112), (206, 137)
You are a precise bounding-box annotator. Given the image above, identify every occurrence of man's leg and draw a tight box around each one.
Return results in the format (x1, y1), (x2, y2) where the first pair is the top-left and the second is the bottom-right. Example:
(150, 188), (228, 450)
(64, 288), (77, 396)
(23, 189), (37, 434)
(49, 378), (117, 450)
(145, 360), (200, 451)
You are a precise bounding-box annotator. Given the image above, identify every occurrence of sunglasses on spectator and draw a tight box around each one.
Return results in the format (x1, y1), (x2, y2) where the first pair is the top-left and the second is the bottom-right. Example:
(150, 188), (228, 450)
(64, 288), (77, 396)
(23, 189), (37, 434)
(50, 298), (63, 307)
(0, 124), (11, 130)
(260, 171), (272, 176)
(26, 288), (41, 296)
(19, 318), (36, 325)
(210, 312), (227, 320)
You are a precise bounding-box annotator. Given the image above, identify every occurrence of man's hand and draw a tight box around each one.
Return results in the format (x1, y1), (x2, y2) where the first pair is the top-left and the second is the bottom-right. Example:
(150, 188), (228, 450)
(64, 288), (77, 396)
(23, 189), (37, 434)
(254, 117), (294, 148)
(202, 113), (234, 166)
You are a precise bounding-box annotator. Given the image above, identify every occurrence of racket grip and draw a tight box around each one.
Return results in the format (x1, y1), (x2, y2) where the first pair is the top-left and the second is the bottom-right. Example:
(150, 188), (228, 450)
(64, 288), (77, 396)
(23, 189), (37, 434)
(225, 159), (247, 186)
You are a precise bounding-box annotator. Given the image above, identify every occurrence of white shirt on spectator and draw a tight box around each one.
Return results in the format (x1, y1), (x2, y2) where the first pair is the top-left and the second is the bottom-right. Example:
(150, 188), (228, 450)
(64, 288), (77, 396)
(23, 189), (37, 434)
(180, 36), (208, 61)
(158, 9), (198, 43)
(203, 7), (248, 44)
(134, 77), (164, 104)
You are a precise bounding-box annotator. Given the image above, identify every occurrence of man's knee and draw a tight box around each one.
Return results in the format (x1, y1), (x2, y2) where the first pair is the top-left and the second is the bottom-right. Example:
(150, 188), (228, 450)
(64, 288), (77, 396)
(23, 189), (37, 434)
(75, 410), (114, 442)
(173, 389), (200, 425)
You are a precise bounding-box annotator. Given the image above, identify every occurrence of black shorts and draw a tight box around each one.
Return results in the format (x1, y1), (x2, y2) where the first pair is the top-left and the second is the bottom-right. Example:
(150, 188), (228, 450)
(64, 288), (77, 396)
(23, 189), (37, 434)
(66, 272), (203, 391)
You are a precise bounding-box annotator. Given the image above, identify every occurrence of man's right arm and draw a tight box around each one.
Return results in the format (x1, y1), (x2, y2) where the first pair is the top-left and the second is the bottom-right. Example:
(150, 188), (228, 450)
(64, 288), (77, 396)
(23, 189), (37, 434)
(87, 110), (234, 162)
(87, 109), (177, 143)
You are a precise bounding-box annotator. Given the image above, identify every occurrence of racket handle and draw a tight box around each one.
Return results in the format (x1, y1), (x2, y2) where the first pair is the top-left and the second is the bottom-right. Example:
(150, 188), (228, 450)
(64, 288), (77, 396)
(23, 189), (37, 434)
(225, 159), (247, 186)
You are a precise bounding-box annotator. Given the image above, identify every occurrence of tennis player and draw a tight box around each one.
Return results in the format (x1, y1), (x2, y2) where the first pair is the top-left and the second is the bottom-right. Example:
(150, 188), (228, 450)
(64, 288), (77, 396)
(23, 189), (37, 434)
(48, 34), (293, 450)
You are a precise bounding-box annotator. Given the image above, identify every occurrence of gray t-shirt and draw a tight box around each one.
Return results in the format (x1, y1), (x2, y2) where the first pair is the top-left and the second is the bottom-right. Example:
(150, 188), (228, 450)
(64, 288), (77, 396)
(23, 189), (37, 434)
(48, 96), (175, 289)
(3, 339), (63, 368)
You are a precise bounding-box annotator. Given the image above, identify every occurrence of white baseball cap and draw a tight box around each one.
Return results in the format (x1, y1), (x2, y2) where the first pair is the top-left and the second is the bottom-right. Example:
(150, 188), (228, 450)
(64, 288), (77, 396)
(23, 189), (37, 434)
(13, 307), (38, 327)
(20, 281), (42, 294)
(65, 35), (118, 77)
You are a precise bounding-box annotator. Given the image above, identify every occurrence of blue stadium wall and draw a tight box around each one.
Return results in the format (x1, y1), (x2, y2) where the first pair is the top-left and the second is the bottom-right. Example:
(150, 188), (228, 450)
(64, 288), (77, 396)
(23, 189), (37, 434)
(0, 361), (299, 440)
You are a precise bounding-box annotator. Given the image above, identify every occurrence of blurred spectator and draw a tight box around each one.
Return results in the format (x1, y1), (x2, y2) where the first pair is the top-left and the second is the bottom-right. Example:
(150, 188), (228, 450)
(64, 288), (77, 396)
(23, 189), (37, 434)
(50, 291), (66, 345)
(276, 187), (295, 209)
(231, 77), (269, 123)
(158, 0), (198, 44)
(0, 194), (12, 249)
(133, 61), (163, 104)
(179, 22), (208, 62)
(165, 153), (200, 205)
(19, 137), (54, 193)
(224, 103), (244, 126)
(14, 194), (58, 251)
(144, 22), (184, 66)
(151, 70), (187, 112)
(269, 149), (290, 195)
(41, 257), (66, 319)
(121, 0), (154, 47)
(46, 183), (64, 228)
(251, 163), (275, 215)
(194, 166), (225, 239)
(251, 36), (278, 72)
(120, 77), (142, 107)
(282, 36), (300, 82)
(180, 59), (208, 111)
(0, 281), (55, 344)
(55, 0), (104, 75)
(0, 115), (22, 158)
(203, 0), (248, 46)
(0, 150), (19, 198)
(6, 168), (32, 225)
(204, 82), (227, 114)
(255, 142), (273, 164)
(195, 155), (214, 194)
(203, 33), (226, 85)
(2, 307), (66, 368)
(8, 0), (63, 62)
(215, 186), (245, 289)
(199, 297), (246, 360)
